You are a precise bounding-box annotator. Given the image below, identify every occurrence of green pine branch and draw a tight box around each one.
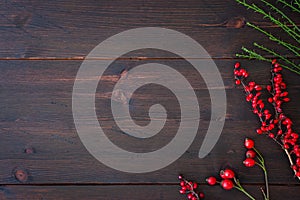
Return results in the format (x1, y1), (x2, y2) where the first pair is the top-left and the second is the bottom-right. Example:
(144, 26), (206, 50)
(236, 0), (300, 43)
(295, 0), (300, 9)
(261, 0), (300, 36)
(236, 46), (300, 75)
(277, 0), (300, 14)
(235, 0), (300, 75)
(246, 22), (300, 56)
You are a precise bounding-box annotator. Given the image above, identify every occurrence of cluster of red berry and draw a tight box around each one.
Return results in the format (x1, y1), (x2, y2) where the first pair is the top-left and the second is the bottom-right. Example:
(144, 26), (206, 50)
(243, 138), (269, 199)
(234, 60), (300, 180)
(178, 175), (205, 200)
(179, 138), (265, 200)
(243, 138), (256, 167)
(205, 138), (267, 200)
(206, 168), (235, 190)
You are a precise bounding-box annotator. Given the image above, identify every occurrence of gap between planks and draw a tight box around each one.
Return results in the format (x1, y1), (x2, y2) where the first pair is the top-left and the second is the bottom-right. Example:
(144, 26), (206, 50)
(0, 57), (299, 61)
(0, 183), (299, 186)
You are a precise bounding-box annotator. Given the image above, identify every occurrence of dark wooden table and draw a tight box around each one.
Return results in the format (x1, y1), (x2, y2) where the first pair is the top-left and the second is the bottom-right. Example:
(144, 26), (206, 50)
(0, 0), (299, 199)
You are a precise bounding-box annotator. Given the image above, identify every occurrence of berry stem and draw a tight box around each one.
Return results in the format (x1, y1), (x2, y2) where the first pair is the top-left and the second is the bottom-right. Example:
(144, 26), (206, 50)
(254, 144), (269, 199)
(253, 147), (263, 164)
(260, 187), (268, 200)
(233, 178), (256, 200)
(284, 148), (300, 181)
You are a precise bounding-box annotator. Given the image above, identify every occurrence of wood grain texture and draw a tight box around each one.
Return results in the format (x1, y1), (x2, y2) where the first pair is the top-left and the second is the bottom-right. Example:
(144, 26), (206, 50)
(1, 0), (300, 199)
(0, 59), (299, 185)
(0, 0), (299, 58)
(0, 185), (300, 200)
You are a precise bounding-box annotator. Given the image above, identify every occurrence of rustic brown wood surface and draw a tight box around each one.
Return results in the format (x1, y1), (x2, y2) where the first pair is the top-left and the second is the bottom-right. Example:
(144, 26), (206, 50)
(0, 0), (299, 199)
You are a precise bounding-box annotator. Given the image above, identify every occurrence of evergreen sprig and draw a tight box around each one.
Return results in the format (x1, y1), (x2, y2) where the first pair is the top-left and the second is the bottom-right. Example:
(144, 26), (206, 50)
(235, 0), (300, 75)
(277, 0), (300, 13)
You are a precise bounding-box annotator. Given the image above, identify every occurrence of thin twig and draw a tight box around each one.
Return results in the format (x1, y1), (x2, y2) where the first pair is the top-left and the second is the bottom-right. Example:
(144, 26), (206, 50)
(247, 22), (300, 56)
(261, 0), (300, 36)
(277, 0), (300, 13)
(284, 148), (300, 181)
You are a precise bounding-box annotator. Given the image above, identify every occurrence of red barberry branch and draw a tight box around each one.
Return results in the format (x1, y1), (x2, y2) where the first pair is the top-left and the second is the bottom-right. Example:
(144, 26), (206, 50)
(244, 138), (269, 200)
(234, 61), (300, 181)
(178, 175), (205, 200)
(180, 138), (270, 199)
(206, 166), (256, 200)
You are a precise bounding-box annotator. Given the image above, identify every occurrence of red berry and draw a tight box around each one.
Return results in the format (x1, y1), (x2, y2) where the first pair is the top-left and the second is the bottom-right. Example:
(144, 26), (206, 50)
(276, 130), (281, 135)
(292, 165), (298, 170)
(221, 179), (234, 190)
(268, 97), (273, 103)
(220, 171), (226, 179)
(180, 189), (186, 194)
(256, 129), (263, 134)
(283, 141), (289, 148)
(235, 79), (241, 85)
(180, 181), (185, 186)
(187, 193), (193, 199)
(222, 169), (235, 179)
(285, 118), (292, 125)
(243, 158), (256, 167)
(206, 176), (217, 185)
(268, 123), (275, 131)
(259, 102), (265, 109)
(265, 114), (271, 120)
(235, 62), (240, 69)
(272, 59), (277, 65)
(249, 81), (256, 86)
(281, 91), (288, 97)
(246, 150), (256, 158)
(244, 138), (255, 149)
(186, 183), (191, 190)
(283, 98), (290, 102)
(279, 114), (286, 120)
(193, 182), (198, 189)
(255, 85), (262, 91)
(246, 94), (253, 102)
(199, 192), (205, 198)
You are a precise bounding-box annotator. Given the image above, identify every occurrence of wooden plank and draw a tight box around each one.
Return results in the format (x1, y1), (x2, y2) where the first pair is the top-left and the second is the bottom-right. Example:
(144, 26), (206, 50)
(0, 185), (300, 200)
(0, 0), (299, 58)
(1, 120), (298, 184)
(0, 59), (299, 123)
(0, 59), (299, 184)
